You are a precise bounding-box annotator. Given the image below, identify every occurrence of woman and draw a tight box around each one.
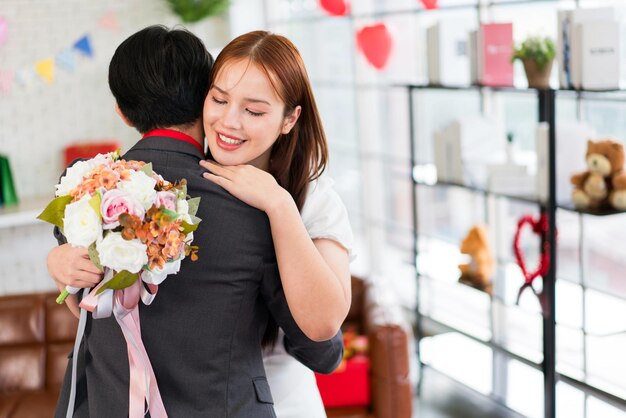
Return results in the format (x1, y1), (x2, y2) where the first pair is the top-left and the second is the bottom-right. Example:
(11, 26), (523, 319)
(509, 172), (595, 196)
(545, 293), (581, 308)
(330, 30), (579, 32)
(199, 31), (354, 417)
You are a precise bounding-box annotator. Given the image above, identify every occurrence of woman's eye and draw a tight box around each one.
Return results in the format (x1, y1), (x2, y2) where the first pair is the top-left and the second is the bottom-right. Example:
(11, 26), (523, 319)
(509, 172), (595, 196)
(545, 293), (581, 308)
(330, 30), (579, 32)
(212, 96), (226, 105)
(246, 109), (265, 117)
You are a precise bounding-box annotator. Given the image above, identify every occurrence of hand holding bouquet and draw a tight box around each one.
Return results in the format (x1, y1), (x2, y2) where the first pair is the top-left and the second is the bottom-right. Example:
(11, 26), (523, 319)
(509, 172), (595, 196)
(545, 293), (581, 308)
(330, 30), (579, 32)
(39, 150), (200, 304)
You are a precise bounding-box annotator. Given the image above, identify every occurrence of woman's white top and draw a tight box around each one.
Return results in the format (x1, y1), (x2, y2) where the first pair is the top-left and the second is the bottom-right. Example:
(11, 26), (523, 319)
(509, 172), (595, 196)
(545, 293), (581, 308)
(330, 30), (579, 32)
(264, 176), (354, 418)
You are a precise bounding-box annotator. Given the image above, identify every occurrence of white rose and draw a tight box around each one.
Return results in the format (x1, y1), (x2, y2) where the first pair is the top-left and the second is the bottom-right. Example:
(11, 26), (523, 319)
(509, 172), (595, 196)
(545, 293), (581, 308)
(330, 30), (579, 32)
(119, 170), (157, 210)
(63, 194), (102, 247)
(141, 259), (182, 285)
(96, 232), (148, 274)
(176, 199), (189, 217)
(55, 161), (93, 196)
(55, 153), (114, 197)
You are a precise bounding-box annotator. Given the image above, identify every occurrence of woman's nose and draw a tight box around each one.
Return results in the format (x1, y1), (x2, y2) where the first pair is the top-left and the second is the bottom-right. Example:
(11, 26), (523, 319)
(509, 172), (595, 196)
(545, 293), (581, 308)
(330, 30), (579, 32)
(222, 106), (242, 129)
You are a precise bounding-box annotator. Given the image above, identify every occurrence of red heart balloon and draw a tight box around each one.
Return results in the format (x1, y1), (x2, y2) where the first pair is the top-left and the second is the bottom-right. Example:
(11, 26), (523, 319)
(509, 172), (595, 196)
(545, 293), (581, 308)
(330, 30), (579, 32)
(356, 23), (393, 70)
(420, 0), (438, 9)
(319, 0), (349, 16)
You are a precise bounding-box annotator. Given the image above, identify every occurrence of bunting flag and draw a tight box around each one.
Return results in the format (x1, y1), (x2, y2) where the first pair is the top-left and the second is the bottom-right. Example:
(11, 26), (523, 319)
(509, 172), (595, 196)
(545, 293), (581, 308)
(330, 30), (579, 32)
(16, 68), (35, 88)
(73, 35), (93, 57)
(0, 17), (7, 47)
(0, 70), (14, 93)
(99, 10), (119, 31)
(35, 58), (55, 83)
(6, 11), (107, 90)
(56, 49), (76, 72)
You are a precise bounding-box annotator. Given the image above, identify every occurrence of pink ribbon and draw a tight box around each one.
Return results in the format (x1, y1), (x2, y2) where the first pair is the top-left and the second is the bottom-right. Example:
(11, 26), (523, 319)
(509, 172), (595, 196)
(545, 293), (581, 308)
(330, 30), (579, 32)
(114, 281), (167, 418)
(78, 273), (167, 418)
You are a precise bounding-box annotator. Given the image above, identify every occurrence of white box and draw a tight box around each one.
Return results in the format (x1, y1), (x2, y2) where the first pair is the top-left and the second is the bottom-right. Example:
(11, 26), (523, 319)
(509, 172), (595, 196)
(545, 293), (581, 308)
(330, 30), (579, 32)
(581, 20), (620, 90)
(570, 7), (616, 89)
(426, 20), (473, 86)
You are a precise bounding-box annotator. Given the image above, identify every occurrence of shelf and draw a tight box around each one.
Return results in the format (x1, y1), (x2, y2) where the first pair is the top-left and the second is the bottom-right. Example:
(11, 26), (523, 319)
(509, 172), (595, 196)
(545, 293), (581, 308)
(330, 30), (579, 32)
(0, 196), (51, 229)
(557, 372), (626, 412)
(404, 84), (626, 95)
(414, 179), (626, 217)
(415, 179), (542, 205)
(420, 315), (542, 371)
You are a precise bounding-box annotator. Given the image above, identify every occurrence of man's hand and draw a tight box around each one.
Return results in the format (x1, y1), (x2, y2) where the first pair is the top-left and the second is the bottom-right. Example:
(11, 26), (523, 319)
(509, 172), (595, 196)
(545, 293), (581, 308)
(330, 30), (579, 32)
(47, 244), (103, 290)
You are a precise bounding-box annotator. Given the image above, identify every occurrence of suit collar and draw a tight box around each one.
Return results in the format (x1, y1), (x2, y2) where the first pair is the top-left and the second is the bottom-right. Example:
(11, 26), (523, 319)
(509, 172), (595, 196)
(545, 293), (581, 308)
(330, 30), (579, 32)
(127, 135), (206, 160)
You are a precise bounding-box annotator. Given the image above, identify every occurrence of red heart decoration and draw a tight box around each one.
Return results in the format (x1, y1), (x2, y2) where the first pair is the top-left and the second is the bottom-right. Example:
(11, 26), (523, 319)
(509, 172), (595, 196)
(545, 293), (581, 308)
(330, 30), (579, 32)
(420, 0), (439, 9)
(356, 23), (393, 70)
(513, 214), (550, 285)
(319, 0), (349, 16)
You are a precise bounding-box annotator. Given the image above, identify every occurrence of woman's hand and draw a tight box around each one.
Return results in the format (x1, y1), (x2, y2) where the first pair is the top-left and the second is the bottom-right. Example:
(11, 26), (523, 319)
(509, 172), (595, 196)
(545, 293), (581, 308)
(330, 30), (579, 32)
(47, 244), (103, 289)
(199, 160), (292, 213)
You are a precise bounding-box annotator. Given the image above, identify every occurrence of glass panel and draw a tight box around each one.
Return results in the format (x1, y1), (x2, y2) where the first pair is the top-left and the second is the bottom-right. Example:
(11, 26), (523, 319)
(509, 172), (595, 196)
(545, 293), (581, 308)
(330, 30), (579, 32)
(585, 289), (626, 400)
(412, 89), (481, 165)
(506, 359), (544, 418)
(421, 332), (493, 395)
(556, 382), (585, 418)
(419, 274), (492, 341)
(587, 396), (626, 418)
(556, 324), (584, 380)
(492, 300), (543, 364)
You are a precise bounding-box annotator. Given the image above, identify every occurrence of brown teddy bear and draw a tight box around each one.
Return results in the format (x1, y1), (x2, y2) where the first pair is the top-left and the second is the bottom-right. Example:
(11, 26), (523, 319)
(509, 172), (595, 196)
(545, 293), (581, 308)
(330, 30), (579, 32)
(458, 225), (494, 294)
(571, 139), (625, 210)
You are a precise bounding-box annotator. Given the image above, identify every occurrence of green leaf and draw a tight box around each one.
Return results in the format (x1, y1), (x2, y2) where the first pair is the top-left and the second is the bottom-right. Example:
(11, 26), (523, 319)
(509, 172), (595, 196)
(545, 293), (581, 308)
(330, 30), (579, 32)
(166, 0), (229, 23)
(111, 149), (121, 161)
(139, 162), (153, 177)
(187, 197), (201, 217)
(190, 214), (201, 225)
(162, 207), (179, 219)
(176, 184), (188, 200)
(96, 270), (138, 295)
(89, 192), (102, 220)
(88, 243), (103, 272)
(37, 195), (74, 228)
(180, 220), (199, 235)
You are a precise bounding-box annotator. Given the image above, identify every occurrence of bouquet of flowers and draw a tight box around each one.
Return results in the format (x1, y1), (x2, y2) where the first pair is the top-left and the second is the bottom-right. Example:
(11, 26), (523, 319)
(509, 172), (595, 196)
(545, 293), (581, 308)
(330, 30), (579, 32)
(38, 150), (200, 417)
(38, 150), (200, 304)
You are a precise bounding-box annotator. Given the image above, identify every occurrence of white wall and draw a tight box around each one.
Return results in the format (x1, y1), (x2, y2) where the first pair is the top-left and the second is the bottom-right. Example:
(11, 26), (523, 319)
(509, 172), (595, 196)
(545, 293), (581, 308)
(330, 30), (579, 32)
(0, 0), (230, 294)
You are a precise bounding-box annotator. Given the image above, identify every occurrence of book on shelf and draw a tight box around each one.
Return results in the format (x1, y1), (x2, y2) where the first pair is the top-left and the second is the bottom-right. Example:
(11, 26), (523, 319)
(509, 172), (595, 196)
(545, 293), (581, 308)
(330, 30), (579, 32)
(557, 9), (575, 89)
(477, 23), (514, 87)
(433, 116), (504, 185)
(580, 20), (621, 90)
(0, 154), (18, 207)
(468, 30), (479, 85)
(536, 121), (596, 203)
(426, 19), (473, 86)
(568, 7), (617, 89)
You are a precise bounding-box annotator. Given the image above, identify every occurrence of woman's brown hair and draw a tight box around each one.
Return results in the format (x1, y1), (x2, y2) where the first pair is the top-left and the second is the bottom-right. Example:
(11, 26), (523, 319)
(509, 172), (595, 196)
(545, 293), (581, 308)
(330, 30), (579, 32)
(207, 31), (329, 348)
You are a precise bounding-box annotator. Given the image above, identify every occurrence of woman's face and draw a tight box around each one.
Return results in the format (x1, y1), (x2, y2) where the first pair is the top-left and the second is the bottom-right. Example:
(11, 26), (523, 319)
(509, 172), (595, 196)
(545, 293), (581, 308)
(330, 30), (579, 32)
(203, 59), (300, 170)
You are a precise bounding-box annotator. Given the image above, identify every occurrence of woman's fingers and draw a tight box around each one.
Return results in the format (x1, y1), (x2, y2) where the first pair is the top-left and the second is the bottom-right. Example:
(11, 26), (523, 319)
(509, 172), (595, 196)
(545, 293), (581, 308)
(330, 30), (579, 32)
(199, 160), (235, 178)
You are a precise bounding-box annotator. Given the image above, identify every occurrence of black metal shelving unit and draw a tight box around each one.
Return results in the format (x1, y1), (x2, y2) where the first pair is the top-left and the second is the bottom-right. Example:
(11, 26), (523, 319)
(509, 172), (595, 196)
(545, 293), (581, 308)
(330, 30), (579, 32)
(408, 83), (626, 418)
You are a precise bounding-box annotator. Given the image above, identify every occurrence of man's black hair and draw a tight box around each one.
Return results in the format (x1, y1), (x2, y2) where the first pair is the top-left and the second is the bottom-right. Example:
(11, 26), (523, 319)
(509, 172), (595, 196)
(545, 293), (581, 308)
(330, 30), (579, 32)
(109, 25), (213, 133)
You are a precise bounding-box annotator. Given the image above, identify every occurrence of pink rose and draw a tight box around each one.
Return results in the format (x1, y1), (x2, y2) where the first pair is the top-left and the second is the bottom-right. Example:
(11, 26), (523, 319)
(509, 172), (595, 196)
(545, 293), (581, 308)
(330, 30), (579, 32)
(100, 189), (145, 229)
(155, 191), (177, 211)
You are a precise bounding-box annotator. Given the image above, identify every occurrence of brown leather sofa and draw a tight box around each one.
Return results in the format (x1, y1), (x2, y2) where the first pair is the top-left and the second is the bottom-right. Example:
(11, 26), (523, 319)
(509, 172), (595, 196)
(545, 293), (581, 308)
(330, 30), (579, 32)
(0, 277), (412, 418)
(0, 292), (77, 418)
(326, 277), (413, 418)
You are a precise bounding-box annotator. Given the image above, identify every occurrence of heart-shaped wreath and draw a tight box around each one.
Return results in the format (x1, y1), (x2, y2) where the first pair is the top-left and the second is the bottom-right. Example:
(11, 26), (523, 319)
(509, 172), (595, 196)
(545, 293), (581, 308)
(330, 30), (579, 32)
(512, 213), (551, 303)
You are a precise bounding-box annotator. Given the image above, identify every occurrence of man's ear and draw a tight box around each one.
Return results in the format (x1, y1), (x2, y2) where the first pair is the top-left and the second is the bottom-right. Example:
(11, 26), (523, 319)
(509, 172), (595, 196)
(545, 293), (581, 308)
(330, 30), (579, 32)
(281, 105), (302, 135)
(115, 103), (134, 128)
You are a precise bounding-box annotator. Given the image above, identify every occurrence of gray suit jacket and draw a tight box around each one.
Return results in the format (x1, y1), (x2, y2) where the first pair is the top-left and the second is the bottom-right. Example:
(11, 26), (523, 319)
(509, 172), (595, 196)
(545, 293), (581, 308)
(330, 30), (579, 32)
(54, 135), (343, 418)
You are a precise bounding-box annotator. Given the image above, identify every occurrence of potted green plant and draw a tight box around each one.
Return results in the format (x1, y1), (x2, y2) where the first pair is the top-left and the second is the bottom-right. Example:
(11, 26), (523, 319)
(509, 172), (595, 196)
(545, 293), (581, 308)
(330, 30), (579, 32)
(166, 0), (229, 23)
(512, 36), (556, 89)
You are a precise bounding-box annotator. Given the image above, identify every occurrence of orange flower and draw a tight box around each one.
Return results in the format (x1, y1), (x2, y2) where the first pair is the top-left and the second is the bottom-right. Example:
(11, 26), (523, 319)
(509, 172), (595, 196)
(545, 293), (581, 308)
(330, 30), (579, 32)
(98, 168), (120, 190)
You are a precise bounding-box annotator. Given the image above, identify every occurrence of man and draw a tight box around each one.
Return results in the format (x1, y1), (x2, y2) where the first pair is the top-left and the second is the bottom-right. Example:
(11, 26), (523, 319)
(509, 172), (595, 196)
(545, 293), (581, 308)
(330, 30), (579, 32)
(49, 25), (343, 417)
